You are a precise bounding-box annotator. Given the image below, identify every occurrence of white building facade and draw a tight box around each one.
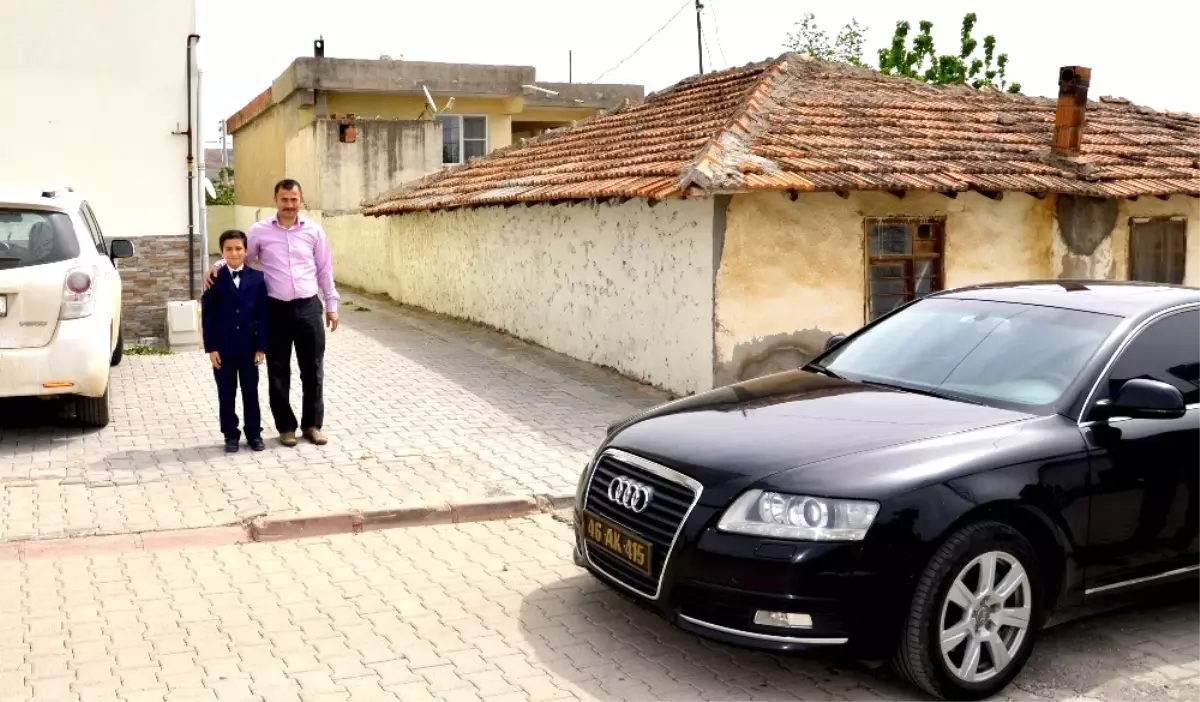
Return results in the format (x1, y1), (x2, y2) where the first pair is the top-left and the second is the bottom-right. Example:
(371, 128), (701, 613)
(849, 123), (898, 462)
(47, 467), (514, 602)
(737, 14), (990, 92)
(0, 0), (202, 339)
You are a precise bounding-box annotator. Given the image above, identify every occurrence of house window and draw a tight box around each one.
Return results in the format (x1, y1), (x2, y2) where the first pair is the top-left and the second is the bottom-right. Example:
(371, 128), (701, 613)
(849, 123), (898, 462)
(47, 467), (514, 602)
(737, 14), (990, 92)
(437, 115), (488, 165)
(866, 217), (945, 321)
(1129, 217), (1187, 284)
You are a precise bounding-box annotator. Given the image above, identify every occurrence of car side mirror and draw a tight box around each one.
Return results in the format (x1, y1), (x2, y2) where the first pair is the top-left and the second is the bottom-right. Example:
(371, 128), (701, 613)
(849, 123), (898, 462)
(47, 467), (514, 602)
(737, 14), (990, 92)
(1092, 378), (1187, 421)
(109, 239), (135, 259)
(823, 333), (847, 353)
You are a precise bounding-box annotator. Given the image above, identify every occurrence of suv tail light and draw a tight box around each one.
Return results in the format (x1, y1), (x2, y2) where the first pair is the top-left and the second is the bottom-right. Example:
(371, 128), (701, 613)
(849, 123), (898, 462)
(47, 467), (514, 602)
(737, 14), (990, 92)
(60, 266), (97, 320)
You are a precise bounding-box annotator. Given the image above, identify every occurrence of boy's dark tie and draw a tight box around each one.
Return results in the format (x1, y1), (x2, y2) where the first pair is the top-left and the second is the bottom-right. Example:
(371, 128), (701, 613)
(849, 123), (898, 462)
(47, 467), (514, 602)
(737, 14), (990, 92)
(231, 270), (241, 281)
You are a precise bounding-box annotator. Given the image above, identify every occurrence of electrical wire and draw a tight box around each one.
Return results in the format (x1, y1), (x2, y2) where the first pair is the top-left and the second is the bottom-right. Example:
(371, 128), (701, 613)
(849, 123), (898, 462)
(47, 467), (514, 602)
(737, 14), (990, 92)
(588, 0), (693, 83)
(707, 0), (729, 68)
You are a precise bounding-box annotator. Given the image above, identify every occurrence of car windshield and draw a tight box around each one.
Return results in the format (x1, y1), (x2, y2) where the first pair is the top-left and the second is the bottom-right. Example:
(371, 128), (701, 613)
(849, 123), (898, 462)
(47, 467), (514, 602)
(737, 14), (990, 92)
(816, 297), (1122, 410)
(0, 209), (80, 270)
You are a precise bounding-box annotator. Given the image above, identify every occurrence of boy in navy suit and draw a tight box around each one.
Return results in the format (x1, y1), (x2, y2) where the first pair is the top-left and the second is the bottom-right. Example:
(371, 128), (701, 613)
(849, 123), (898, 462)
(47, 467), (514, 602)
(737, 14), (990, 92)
(202, 230), (270, 452)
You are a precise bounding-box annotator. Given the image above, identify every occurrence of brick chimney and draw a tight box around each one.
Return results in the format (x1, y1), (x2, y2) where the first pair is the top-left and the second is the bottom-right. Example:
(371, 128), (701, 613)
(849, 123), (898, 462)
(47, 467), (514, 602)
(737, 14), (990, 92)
(1052, 66), (1091, 157)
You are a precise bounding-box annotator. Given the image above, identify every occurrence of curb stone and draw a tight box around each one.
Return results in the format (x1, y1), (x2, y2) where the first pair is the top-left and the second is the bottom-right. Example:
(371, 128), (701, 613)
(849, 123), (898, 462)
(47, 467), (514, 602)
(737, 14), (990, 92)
(0, 491), (577, 559)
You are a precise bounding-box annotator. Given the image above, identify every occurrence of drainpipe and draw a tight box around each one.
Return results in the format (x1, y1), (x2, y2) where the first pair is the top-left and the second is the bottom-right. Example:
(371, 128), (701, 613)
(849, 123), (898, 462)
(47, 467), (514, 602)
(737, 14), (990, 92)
(197, 68), (209, 273)
(186, 33), (200, 299)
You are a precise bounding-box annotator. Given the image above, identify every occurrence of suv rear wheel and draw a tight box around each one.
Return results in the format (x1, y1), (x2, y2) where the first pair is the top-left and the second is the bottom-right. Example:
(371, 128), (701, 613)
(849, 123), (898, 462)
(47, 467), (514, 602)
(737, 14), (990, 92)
(75, 385), (111, 428)
(110, 327), (123, 366)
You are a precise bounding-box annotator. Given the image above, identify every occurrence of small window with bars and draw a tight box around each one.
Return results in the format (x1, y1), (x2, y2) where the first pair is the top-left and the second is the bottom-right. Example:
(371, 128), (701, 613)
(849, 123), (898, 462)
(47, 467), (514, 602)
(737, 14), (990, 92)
(866, 217), (945, 321)
(1129, 217), (1187, 285)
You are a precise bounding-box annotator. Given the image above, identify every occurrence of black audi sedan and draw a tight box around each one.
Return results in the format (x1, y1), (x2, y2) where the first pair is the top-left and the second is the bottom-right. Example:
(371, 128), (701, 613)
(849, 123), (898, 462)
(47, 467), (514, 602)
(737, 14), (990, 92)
(572, 281), (1199, 700)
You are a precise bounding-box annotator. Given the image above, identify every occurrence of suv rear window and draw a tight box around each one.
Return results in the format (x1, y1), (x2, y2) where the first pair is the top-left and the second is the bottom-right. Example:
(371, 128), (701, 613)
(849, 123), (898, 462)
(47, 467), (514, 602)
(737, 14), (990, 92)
(0, 209), (81, 270)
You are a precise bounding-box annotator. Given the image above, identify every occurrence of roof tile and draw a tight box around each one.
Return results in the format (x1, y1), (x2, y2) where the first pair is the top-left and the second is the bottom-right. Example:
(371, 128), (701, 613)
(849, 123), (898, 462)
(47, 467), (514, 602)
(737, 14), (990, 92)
(363, 54), (1200, 215)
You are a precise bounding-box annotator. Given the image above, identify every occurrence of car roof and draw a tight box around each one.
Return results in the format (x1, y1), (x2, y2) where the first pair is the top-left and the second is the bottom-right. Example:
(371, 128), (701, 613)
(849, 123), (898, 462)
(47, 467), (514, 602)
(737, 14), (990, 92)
(939, 280), (1200, 317)
(0, 186), (82, 211)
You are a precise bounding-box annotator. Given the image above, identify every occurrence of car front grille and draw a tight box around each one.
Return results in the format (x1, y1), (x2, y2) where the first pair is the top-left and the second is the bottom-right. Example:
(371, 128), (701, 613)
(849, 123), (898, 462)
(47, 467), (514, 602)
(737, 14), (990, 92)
(582, 449), (701, 599)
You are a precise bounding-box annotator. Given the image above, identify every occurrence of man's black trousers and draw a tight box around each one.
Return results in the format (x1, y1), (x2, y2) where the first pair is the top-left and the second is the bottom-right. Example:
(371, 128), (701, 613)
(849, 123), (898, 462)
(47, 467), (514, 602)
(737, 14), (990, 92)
(266, 295), (325, 433)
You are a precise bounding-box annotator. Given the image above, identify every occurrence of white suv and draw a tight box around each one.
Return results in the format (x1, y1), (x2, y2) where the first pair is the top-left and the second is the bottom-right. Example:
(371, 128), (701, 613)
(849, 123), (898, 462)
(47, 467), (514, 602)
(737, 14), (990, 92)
(0, 186), (134, 427)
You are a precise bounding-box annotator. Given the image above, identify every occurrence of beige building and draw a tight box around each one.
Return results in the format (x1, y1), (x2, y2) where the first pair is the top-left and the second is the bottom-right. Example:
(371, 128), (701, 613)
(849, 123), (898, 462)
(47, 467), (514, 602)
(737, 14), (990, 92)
(224, 42), (643, 211)
(325, 54), (1199, 396)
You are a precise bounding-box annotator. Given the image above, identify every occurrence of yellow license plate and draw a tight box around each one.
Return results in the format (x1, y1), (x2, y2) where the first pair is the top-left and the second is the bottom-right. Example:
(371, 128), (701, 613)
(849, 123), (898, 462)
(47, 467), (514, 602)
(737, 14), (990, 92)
(583, 511), (652, 576)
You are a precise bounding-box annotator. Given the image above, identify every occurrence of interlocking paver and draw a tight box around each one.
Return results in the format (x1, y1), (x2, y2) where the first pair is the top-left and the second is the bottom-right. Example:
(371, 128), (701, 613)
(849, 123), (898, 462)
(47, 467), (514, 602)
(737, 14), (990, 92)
(0, 293), (667, 541)
(2, 515), (1196, 702)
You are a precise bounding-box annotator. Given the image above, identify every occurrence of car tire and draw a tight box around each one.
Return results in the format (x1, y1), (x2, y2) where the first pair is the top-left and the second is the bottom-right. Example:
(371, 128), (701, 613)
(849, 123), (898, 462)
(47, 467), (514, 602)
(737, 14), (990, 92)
(75, 385), (111, 428)
(110, 327), (124, 367)
(892, 520), (1043, 701)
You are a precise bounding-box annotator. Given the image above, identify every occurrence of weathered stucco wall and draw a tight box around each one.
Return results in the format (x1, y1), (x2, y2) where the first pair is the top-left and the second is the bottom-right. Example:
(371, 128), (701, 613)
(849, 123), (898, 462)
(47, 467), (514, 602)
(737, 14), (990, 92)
(324, 200), (715, 395)
(715, 190), (1056, 386)
(1052, 194), (1199, 285)
(309, 119), (441, 212)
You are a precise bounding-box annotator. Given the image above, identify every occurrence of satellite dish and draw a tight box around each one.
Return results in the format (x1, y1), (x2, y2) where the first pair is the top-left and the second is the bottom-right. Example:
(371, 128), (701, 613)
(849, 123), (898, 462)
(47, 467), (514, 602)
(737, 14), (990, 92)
(422, 85), (438, 114)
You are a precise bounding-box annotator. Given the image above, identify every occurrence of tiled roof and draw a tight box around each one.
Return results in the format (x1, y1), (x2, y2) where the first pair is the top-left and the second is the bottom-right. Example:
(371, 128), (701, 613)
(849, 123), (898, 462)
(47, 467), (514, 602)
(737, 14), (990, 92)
(363, 54), (1200, 215)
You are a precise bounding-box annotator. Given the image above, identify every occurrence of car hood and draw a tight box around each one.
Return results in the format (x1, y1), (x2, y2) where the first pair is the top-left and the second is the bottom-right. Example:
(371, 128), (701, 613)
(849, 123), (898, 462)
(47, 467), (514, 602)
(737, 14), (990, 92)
(605, 370), (1032, 504)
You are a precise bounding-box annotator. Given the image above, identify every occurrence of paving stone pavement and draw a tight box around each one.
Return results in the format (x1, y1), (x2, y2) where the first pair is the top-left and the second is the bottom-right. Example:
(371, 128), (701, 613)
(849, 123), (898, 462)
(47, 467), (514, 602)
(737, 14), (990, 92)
(1, 514), (1196, 702)
(0, 293), (668, 541)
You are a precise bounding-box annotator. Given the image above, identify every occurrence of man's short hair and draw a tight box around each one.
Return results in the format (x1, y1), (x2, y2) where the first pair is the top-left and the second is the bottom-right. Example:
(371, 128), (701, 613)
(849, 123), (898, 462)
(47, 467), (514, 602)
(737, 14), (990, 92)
(219, 229), (247, 248)
(274, 178), (303, 195)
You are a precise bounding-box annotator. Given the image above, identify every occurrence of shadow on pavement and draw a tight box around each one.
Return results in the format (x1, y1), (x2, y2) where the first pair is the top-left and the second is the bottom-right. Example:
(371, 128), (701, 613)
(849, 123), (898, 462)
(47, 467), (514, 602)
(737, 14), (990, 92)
(520, 572), (1199, 701)
(518, 572), (914, 701)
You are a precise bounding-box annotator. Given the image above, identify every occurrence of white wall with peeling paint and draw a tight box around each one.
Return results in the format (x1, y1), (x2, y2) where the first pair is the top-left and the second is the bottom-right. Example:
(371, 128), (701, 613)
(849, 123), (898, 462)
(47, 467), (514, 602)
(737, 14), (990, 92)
(324, 200), (715, 395)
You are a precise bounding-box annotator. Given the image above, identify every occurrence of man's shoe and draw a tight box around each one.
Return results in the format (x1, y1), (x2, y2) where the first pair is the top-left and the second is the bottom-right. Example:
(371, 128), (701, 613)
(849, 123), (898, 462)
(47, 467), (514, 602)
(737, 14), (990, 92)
(249, 437), (266, 452)
(303, 428), (328, 445)
(279, 432), (298, 447)
(224, 439), (240, 453)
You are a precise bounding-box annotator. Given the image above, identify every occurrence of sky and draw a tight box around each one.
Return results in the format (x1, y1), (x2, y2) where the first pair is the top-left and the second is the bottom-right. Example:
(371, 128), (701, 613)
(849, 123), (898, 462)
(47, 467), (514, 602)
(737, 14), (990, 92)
(196, 0), (1200, 149)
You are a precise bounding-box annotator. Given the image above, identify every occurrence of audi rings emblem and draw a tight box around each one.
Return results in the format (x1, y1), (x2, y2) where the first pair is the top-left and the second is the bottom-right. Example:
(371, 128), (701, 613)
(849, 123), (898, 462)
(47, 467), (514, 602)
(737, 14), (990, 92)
(608, 476), (654, 513)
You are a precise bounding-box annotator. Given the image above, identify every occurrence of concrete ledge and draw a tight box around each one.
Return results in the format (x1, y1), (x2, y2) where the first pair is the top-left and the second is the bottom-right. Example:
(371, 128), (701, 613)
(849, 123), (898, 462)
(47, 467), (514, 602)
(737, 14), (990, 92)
(0, 492), (580, 555)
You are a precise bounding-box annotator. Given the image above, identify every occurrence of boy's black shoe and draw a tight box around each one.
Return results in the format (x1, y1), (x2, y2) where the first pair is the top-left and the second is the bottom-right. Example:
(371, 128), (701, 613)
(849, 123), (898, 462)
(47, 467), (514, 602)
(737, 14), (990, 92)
(224, 438), (240, 453)
(249, 437), (266, 452)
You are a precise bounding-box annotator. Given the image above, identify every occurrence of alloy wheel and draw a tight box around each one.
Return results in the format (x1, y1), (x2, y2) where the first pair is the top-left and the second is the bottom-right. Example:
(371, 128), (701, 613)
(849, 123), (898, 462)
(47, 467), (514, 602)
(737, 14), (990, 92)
(938, 550), (1032, 684)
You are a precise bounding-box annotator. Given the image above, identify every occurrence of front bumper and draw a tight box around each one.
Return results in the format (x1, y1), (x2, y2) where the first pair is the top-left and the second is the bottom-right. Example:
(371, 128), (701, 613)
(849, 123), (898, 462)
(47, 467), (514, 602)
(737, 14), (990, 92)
(572, 505), (908, 657)
(0, 316), (111, 399)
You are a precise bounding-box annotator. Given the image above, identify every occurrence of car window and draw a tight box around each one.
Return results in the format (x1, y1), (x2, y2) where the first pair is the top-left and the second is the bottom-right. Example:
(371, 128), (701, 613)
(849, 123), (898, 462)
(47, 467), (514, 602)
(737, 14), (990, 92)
(820, 297), (1121, 411)
(1105, 308), (1200, 406)
(0, 209), (82, 270)
(79, 202), (107, 254)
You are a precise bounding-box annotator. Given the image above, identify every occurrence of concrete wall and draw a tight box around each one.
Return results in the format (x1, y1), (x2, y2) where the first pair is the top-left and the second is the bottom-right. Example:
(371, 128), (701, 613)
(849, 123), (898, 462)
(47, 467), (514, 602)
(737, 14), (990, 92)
(308, 119), (441, 212)
(714, 190), (1057, 386)
(324, 201), (716, 395)
(0, 0), (198, 240)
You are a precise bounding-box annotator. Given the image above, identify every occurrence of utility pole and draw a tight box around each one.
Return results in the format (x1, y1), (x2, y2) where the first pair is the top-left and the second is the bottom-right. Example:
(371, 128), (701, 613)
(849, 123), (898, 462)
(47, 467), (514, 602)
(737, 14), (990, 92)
(218, 120), (228, 167)
(694, 0), (704, 74)
(569, 50), (573, 83)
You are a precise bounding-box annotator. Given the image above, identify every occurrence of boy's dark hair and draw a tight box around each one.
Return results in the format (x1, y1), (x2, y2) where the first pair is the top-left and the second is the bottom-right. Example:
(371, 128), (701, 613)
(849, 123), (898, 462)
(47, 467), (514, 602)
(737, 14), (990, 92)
(219, 229), (247, 249)
(274, 178), (303, 195)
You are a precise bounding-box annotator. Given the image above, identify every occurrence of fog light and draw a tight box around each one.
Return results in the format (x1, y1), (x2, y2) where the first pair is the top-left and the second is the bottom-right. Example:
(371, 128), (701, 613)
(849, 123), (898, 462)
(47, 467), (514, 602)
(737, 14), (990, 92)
(754, 611), (813, 629)
(41, 381), (75, 389)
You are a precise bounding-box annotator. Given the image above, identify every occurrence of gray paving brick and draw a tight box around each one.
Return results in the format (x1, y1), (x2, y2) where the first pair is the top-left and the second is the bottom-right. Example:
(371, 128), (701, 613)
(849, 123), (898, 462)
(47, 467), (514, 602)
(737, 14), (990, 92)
(0, 294), (666, 541)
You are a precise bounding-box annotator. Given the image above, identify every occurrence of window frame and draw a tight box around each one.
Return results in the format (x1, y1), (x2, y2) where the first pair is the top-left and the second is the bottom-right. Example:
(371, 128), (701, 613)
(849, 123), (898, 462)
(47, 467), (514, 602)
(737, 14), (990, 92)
(436, 114), (489, 166)
(863, 216), (946, 322)
(79, 201), (107, 255)
(1128, 216), (1187, 285)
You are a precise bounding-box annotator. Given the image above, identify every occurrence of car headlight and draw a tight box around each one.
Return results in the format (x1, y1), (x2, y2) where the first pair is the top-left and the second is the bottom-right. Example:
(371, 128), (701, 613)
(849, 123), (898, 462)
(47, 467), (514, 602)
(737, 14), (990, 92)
(716, 489), (880, 541)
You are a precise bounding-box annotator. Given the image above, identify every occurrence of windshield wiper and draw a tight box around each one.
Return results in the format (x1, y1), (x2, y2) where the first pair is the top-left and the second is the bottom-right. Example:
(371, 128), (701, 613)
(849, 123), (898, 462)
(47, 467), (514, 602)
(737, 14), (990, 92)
(804, 363), (846, 380)
(859, 379), (982, 405)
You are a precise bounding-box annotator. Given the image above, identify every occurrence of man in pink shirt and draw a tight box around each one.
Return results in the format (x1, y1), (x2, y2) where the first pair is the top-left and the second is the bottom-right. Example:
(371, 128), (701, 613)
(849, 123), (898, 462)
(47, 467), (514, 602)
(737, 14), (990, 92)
(205, 179), (339, 447)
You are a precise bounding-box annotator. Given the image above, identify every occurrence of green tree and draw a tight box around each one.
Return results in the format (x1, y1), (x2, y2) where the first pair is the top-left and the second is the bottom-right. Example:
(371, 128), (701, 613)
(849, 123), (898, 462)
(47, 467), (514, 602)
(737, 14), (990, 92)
(206, 166), (235, 206)
(877, 13), (1021, 93)
(784, 13), (868, 66)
